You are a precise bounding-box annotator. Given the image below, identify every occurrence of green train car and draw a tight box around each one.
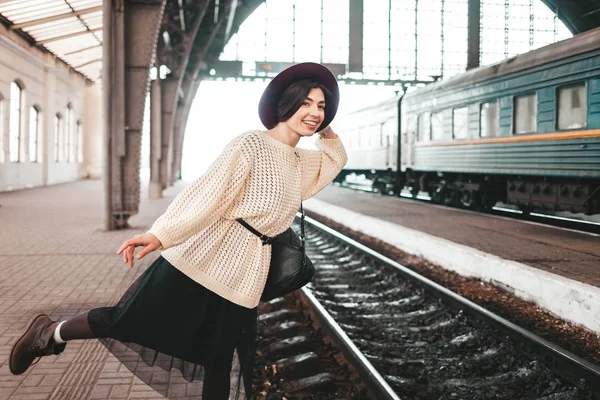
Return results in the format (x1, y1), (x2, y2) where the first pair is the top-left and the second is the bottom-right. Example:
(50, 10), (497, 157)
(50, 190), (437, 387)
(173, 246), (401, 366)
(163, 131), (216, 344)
(339, 27), (600, 215)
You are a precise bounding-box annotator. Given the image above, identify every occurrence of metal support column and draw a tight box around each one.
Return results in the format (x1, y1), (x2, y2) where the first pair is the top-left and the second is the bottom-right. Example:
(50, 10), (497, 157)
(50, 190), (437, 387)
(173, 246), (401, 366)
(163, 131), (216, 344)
(467, 0), (481, 70)
(160, 77), (178, 190)
(103, 0), (127, 230)
(170, 103), (185, 184)
(414, 0), (418, 78)
(348, 0), (363, 73)
(149, 78), (162, 199)
(103, 0), (166, 230)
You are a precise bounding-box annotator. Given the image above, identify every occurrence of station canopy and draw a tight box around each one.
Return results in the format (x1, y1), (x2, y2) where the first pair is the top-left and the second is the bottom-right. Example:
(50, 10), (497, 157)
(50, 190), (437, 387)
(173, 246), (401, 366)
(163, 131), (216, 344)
(0, 0), (102, 81)
(0, 1), (599, 83)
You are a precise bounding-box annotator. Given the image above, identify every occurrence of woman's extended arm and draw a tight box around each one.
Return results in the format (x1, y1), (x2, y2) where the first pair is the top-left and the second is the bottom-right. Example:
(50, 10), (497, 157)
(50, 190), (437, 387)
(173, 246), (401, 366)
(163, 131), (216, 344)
(296, 127), (348, 200)
(117, 137), (251, 264)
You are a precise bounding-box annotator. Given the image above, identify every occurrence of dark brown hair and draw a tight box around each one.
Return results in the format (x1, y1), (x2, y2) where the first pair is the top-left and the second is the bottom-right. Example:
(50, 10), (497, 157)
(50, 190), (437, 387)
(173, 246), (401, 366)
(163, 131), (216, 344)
(276, 79), (332, 123)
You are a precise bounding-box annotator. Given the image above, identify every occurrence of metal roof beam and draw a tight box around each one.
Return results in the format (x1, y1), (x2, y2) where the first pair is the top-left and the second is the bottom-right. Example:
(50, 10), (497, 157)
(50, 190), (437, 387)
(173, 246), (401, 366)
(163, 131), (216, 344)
(37, 26), (102, 44)
(224, 0), (238, 45)
(11, 5), (102, 30)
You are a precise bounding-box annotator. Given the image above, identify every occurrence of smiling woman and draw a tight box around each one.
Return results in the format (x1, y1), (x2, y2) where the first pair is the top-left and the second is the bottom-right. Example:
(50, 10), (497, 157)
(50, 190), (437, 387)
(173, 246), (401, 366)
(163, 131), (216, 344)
(10, 62), (348, 400)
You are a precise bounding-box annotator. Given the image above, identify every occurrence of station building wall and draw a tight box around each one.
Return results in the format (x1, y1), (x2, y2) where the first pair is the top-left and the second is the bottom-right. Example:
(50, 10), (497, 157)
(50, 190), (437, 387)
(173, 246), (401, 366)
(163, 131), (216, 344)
(0, 27), (102, 192)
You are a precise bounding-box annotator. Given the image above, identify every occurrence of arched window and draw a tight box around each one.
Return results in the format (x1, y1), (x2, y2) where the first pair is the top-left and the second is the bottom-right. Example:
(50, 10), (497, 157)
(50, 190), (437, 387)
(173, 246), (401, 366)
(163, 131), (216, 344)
(29, 106), (41, 163)
(54, 113), (62, 163)
(9, 81), (24, 163)
(76, 121), (83, 163)
(65, 104), (72, 163)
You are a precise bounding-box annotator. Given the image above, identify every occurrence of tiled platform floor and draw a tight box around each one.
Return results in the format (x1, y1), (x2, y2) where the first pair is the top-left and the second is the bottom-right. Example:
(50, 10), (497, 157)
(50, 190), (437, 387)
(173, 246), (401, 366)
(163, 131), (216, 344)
(0, 179), (235, 400)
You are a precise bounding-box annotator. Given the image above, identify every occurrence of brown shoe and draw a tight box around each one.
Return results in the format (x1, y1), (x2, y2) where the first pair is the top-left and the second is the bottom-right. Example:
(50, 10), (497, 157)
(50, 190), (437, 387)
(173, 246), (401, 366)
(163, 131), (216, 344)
(9, 313), (66, 375)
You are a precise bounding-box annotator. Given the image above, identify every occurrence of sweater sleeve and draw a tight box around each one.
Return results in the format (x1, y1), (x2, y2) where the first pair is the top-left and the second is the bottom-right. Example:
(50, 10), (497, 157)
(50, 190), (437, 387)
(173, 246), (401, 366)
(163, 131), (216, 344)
(147, 138), (251, 250)
(296, 136), (348, 200)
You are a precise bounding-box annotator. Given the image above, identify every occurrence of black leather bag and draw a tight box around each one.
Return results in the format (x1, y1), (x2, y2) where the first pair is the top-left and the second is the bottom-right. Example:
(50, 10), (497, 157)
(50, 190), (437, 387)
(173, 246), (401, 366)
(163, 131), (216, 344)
(236, 206), (315, 301)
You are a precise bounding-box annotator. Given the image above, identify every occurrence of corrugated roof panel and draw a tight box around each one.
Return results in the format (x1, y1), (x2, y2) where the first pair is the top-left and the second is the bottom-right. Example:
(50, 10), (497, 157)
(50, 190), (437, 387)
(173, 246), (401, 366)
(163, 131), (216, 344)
(63, 47), (102, 65)
(27, 18), (82, 36)
(81, 11), (102, 29)
(2, 3), (70, 21)
(79, 63), (102, 80)
(37, 30), (90, 44)
(45, 33), (98, 54)
(0, 0), (103, 81)
(0, 0), (64, 13)
(70, 0), (101, 8)
(4, 8), (68, 24)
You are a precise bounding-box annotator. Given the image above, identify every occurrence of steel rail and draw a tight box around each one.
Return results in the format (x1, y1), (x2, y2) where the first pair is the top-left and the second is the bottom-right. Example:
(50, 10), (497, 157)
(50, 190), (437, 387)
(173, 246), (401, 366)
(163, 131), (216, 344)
(297, 288), (401, 400)
(304, 215), (600, 397)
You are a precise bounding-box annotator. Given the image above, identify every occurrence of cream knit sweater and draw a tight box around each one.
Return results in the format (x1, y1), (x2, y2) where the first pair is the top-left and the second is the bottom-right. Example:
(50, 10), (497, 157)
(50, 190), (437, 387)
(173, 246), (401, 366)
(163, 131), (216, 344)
(147, 130), (347, 308)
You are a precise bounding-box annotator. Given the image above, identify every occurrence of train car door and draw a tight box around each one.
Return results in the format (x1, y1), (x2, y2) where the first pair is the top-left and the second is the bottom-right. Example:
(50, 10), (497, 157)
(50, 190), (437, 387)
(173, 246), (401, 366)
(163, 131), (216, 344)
(383, 118), (397, 170)
(402, 115), (417, 170)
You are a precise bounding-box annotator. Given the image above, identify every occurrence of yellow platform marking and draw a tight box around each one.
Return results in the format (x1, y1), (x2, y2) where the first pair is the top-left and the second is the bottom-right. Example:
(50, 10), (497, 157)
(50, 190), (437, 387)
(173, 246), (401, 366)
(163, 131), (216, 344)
(413, 129), (600, 147)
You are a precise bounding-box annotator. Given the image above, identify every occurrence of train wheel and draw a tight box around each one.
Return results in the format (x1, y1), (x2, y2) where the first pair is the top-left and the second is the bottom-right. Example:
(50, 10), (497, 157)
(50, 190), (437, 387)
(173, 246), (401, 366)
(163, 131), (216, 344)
(460, 189), (478, 209)
(410, 186), (419, 198)
(442, 189), (457, 206)
(372, 181), (386, 194)
(429, 188), (440, 203)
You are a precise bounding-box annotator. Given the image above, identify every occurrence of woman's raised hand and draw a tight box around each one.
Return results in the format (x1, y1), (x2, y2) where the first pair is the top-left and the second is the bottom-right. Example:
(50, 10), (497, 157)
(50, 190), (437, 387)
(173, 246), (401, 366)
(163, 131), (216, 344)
(117, 233), (163, 267)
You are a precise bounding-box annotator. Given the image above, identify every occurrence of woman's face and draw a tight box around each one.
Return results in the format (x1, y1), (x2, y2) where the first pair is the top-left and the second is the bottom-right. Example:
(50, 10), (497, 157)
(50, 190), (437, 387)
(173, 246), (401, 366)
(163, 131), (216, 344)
(284, 88), (326, 137)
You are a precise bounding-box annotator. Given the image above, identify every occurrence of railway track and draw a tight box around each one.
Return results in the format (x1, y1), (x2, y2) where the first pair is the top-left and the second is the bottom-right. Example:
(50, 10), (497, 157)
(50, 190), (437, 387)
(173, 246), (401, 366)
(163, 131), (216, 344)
(256, 217), (600, 399)
(254, 291), (367, 398)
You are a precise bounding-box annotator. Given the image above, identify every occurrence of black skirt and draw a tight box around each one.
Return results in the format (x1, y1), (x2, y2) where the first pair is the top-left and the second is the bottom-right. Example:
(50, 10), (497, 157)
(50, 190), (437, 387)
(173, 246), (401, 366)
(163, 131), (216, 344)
(88, 256), (257, 398)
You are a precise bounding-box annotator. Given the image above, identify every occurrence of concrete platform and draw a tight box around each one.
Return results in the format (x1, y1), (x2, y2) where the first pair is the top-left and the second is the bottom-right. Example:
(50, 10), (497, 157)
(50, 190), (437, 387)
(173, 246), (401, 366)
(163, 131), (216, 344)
(1, 179), (598, 399)
(306, 185), (600, 334)
(0, 180), (237, 400)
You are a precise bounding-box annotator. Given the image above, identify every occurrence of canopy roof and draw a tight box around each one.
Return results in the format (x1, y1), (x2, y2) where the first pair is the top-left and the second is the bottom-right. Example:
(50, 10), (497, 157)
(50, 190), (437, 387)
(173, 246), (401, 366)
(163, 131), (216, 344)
(0, 0), (102, 81)
(0, 0), (599, 83)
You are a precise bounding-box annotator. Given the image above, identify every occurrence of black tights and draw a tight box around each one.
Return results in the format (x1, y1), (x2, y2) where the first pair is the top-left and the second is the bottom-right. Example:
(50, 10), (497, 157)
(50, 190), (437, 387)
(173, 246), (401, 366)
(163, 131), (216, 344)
(202, 367), (231, 399)
(59, 312), (96, 340)
(57, 310), (234, 400)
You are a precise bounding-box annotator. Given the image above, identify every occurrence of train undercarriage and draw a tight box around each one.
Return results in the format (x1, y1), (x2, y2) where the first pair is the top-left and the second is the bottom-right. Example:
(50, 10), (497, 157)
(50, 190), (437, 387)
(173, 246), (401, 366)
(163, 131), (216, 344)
(407, 171), (600, 215)
(339, 169), (600, 215)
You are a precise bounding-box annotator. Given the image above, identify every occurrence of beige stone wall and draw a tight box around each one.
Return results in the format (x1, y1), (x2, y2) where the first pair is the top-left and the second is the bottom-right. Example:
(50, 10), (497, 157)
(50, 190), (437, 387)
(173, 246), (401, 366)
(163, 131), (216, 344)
(0, 30), (102, 191)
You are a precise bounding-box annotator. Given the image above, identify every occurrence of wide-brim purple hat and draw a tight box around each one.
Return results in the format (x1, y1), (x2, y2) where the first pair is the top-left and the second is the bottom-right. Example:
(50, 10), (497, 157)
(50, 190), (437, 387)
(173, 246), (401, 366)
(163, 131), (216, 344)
(258, 62), (340, 132)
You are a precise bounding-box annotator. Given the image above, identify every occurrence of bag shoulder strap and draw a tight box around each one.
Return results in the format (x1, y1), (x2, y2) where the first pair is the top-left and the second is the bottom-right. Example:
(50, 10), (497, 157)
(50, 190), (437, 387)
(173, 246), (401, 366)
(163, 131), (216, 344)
(236, 218), (274, 245)
(300, 203), (305, 241)
(237, 202), (305, 246)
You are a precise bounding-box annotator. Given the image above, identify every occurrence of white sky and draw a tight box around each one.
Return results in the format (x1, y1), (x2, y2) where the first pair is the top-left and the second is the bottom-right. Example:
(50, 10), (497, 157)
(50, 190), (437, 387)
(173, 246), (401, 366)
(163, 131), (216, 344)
(179, 80), (398, 180)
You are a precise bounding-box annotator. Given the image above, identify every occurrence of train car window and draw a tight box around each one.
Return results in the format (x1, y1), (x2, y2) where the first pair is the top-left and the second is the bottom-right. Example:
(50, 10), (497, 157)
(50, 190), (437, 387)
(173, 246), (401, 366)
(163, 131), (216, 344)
(359, 128), (368, 147)
(417, 113), (430, 142)
(384, 119), (396, 146)
(346, 130), (354, 149)
(480, 102), (499, 137)
(558, 84), (587, 130)
(453, 107), (469, 139)
(369, 125), (376, 147)
(514, 94), (537, 134)
(372, 127), (381, 148)
(431, 111), (445, 141)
